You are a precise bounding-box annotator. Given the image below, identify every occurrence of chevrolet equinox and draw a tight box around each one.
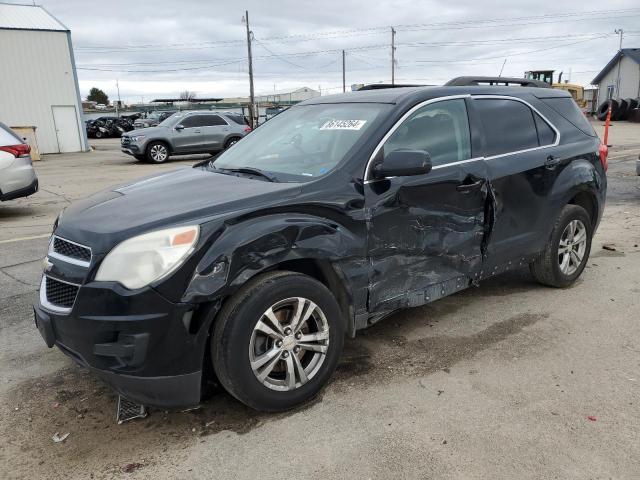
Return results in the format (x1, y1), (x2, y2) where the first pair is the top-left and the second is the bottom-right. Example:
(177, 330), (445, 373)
(34, 85), (607, 412)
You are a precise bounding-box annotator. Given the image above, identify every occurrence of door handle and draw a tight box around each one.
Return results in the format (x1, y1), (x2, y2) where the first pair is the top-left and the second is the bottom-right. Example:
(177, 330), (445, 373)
(194, 130), (201, 133)
(545, 155), (560, 170)
(456, 179), (484, 193)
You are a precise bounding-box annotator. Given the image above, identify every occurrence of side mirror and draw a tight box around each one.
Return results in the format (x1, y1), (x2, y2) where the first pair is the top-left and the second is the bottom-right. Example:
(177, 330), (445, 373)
(373, 149), (432, 178)
(175, 124), (184, 131)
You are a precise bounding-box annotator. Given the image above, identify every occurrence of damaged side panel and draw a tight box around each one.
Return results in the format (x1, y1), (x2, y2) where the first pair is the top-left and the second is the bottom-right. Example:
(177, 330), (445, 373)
(183, 212), (369, 329)
(365, 160), (492, 314)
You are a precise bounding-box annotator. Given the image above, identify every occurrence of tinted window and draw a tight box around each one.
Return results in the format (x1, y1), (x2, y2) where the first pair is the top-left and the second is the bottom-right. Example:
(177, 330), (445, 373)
(475, 99), (539, 156)
(384, 99), (471, 166)
(180, 116), (200, 128)
(198, 115), (227, 127)
(534, 113), (556, 146)
(540, 97), (596, 137)
(225, 113), (249, 125)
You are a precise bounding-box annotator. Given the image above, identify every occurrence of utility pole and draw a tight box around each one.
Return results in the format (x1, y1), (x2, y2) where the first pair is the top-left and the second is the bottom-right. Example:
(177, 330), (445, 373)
(342, 50), (346, 93)
(115, 79), (121, 115)
(614, 28), (623, 99)
(244, 11), (255, 128)
(391, 27), (396, 85)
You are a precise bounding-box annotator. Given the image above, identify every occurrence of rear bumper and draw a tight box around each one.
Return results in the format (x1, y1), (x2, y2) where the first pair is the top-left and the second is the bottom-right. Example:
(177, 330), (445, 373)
(0, 177), (38, 201)
(33, 282), (218, 408)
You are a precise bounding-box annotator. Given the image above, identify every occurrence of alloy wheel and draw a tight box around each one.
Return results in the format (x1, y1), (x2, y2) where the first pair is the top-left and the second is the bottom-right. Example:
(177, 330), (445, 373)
(558, 219), (587, 275)
(249, 297), (330, 392)
(150, 144), (168, 162)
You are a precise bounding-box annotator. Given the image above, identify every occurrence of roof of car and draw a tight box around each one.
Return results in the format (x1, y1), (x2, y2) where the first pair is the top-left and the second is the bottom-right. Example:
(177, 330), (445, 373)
(299, 85), (571, 106)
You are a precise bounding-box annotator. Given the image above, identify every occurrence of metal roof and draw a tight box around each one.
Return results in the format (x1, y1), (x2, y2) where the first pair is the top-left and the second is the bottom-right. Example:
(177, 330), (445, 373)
(592, 48), (640, 84)
(0, 3), (68, 31)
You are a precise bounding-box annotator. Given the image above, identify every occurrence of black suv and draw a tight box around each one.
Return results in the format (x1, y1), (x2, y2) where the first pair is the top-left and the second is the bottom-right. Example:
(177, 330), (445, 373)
(34, 85), (607, 412)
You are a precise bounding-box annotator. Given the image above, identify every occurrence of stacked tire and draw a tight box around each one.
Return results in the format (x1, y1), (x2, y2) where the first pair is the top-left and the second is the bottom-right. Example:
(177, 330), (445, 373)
(597, 98), (640, 121)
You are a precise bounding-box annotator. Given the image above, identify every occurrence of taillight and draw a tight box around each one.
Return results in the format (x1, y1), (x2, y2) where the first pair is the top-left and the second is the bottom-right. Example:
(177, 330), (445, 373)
(598, 142), (608, 172)
(244, 126), (252, 133)
(0, 143), (30, 157)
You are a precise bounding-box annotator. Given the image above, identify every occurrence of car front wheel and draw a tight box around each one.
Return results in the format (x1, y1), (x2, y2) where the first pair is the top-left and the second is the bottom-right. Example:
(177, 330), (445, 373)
(530, 204), (593, 287)
(146, 141), (169, 163)
(212, 271), (344, 411)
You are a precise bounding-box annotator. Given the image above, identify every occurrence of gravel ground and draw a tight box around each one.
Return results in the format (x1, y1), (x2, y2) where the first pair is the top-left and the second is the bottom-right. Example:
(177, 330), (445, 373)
(1, 122), (639, 479)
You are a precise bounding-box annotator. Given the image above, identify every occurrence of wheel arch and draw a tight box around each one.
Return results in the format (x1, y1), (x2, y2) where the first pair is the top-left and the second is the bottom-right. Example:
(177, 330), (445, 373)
(146, 138), (173, 155)
(183, 213), (365, 336)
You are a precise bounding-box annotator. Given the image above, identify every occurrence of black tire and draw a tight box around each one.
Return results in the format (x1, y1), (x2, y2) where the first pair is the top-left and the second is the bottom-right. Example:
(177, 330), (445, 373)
(625, 98), (638, 111)
(146, 141), (170, 163)
(615, 99), (629, 121)
(529, 204), (592, 288)
(94, 130), (103, 139)
(596, 100), (618, 121)
(224, 136), (241, 149)
(212, 271), (344, 412)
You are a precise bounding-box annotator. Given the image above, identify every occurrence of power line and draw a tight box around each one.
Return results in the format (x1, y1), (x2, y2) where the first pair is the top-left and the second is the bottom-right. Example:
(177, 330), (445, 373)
(74, 8), (640, 51)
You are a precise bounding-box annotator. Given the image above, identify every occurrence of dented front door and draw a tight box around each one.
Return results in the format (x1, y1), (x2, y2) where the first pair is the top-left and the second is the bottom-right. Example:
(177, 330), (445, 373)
(364, 97), (490, 314)
(365, 161), (489, 313)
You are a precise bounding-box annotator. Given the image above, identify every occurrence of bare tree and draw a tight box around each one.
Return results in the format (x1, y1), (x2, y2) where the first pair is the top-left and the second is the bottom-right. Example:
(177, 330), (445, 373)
(179, 90), (197, 101)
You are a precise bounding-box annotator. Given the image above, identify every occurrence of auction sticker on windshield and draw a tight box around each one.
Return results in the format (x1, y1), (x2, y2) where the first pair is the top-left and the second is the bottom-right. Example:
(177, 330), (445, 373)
(320, 120), (367, 130)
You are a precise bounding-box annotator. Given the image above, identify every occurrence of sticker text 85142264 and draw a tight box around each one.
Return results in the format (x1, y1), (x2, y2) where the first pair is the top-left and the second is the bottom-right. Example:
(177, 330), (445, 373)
(320, 120), (367, 130)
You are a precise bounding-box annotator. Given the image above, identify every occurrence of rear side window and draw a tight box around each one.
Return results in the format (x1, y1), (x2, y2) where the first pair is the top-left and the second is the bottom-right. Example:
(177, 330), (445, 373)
(226, 114), (249, 125)
(474, 99), (539, 156)
(533, 113), (556, 146)
(0, 122), (22, 146)
(540, 97), (596, 137)
(198, 115), (227, 127)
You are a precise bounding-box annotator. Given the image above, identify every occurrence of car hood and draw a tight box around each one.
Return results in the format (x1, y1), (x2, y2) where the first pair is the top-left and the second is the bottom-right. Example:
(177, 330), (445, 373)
(55, 167), (302, 253)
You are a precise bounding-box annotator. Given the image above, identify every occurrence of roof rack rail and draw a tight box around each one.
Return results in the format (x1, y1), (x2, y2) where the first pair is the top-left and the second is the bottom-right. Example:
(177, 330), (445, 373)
(356, 84), (427, 91)
(445, 76), (552, 88)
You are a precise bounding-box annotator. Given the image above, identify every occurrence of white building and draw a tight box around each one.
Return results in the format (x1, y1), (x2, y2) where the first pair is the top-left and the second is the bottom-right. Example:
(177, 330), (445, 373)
(255, 87), (320, 104)
(0, 3), (88, 154)
(592, 48), (640, 103)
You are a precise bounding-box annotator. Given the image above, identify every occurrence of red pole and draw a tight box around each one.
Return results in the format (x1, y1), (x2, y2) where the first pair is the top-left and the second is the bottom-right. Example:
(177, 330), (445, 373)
(603, 101), (612, 146)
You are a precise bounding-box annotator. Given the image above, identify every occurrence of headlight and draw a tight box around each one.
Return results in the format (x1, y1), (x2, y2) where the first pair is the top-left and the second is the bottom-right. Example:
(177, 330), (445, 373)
(130, 135), (146, 142)
(95, 225), (199, 289)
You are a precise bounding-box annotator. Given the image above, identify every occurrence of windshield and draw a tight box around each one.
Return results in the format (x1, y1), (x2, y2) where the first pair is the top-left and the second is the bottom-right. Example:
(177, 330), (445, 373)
(212, 103), (391, 180)
(158, 112), (180, 127)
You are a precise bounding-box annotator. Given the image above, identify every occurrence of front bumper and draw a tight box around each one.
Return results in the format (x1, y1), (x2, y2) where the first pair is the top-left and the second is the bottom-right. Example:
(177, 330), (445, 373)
(121, 145), (141, 156)
(34, 281), (218, 408)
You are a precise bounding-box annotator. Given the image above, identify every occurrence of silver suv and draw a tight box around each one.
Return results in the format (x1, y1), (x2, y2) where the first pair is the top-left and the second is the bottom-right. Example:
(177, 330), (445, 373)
(121, 111), (251, 163)
(0, 122), (38, 201)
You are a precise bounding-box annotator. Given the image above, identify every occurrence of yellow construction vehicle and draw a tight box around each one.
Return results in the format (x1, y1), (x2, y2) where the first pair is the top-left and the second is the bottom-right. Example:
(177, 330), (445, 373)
(524, 70), (586, 108)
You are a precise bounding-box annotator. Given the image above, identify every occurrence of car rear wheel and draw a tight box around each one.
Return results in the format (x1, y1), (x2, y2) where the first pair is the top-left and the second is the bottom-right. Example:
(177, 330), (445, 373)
(146, 141), (169, 163)
(224, 137), (241, 149)
(530, 204), (592, 287)
(212, 271), (344, 412)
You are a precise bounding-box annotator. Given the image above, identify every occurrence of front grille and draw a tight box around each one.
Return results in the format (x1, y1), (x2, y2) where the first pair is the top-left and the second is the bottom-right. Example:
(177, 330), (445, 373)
(121, 136), (130, 145)
(53, 237), (91, 263)
(45, 276), (79, 309)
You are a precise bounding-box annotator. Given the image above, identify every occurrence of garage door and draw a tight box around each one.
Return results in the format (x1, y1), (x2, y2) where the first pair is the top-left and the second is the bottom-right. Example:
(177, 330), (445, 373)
(52, 105), (81, 153)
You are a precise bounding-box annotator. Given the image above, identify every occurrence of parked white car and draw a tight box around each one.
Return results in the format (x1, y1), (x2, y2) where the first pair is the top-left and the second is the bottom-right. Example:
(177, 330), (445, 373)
(0, 122), (38, 201)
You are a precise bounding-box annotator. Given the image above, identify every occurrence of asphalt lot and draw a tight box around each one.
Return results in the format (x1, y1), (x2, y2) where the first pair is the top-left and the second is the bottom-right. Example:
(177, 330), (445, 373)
(1, 122), (639, 479)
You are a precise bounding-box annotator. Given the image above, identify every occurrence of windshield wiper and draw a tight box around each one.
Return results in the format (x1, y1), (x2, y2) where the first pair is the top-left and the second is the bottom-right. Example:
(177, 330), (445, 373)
(215, 166), (278, 182)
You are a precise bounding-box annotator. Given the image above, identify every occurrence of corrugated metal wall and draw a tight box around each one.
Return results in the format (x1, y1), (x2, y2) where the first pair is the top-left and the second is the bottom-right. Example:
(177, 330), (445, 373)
(0, 29), (86, 154)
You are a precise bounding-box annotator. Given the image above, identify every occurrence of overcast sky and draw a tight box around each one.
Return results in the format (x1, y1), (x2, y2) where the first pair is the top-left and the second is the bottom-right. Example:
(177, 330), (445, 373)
(30, 0), (640, 102)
